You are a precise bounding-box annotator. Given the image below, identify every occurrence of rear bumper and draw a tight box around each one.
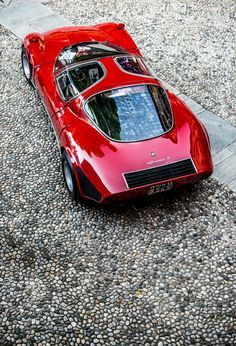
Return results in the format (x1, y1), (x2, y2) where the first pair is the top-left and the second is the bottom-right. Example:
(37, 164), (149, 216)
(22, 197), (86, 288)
(91, 170), (213, 204)
(76, 152), (213, 204)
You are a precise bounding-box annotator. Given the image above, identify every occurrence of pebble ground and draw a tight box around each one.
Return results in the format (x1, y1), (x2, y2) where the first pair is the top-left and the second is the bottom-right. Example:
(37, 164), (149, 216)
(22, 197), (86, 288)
(0, 1), (236, 345)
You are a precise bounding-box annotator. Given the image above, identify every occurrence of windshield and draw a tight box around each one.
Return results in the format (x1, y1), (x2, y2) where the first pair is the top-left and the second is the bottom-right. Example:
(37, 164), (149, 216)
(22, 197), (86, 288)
(85, 85), (173, 142)
(55, 42), (126, 71)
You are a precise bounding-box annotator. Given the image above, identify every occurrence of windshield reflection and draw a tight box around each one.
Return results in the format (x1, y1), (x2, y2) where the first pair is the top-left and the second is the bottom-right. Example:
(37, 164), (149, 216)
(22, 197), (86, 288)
(85, 85), (173, 142)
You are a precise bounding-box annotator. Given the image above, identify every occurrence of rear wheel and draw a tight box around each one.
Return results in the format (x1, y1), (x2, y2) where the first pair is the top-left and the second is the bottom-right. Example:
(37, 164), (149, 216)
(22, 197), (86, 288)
(21, 46), (34, 87)
(62, 151), (80, 202)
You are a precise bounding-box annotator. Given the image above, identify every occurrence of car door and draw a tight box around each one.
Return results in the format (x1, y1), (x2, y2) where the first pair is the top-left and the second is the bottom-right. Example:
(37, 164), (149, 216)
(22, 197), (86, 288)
(34, 62), (66, 117)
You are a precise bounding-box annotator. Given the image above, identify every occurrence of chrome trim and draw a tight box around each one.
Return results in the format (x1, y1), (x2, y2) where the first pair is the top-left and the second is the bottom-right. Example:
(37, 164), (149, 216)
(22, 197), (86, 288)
(55, 60), (107, 103)
(191, 157), (198, 173)
(122, 157), (197, 189)
(114, 55), (156, 79)
(83, 83), (175, 143)
(54, 58), (98, 77)
(54, 54), (134, 76)
(123, 171), (130, 189)
(22, 53), (31, 79)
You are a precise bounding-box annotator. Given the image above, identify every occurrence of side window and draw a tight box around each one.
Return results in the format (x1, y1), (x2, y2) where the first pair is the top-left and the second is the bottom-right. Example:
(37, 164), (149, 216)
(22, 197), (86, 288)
(57, 73), (77, 101)
(116, 57), (153, 77)
(68, 63), (104, 93)
(56, 62), (104, 101)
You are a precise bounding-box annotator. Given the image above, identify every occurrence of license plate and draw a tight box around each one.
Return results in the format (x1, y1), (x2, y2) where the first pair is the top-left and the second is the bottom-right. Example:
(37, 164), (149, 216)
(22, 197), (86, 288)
(148, 182), (173, 195)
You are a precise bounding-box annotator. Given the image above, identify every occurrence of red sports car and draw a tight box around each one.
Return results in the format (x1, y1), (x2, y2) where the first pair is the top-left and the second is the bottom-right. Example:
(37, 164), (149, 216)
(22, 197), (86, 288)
(21, 23), (213, 203)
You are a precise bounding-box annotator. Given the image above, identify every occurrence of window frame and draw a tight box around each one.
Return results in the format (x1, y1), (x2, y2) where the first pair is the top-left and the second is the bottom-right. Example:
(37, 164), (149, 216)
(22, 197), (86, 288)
(83, 83), (174, 143)
(55, 60), (106, 102)
(114, 56), (156, 79)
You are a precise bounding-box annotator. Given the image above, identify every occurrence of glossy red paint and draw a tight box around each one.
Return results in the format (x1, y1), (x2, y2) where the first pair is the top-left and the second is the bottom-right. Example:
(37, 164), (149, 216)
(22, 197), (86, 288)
(22, 23), (213, 203)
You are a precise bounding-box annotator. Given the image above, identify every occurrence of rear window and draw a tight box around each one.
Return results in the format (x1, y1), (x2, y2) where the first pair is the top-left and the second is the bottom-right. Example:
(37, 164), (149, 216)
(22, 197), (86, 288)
(85, 85), (173, 142)
(57, 62), (104, 101)
(116, 56), (153, 77)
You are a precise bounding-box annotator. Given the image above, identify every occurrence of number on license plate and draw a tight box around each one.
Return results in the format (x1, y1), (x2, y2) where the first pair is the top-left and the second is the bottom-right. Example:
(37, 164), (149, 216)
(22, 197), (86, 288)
(148, 182), (173, 195)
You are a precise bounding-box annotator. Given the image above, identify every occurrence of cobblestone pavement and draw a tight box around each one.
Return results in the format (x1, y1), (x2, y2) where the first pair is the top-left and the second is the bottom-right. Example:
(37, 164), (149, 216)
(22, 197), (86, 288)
(0, 2), (236, 345)
(46, 0), (236, 127)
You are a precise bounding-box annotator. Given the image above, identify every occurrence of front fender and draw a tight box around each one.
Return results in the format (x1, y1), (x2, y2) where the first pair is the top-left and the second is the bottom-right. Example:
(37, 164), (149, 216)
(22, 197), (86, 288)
(23, 32), (45, 67)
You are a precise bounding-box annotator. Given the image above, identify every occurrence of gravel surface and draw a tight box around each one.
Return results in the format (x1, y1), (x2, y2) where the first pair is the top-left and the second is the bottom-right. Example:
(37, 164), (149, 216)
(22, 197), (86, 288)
(46, 0), (236, 127)
(0, 3), (236, 345)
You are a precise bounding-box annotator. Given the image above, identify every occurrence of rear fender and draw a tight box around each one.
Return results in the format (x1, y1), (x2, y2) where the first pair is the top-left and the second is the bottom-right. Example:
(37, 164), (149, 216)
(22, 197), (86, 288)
(59, 121), (109, 201)
(60, 135), (83, 196)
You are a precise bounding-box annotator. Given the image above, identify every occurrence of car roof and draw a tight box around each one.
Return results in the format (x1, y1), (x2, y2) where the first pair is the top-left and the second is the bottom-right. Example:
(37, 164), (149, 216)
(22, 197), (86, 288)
(70, 56), (160, 104)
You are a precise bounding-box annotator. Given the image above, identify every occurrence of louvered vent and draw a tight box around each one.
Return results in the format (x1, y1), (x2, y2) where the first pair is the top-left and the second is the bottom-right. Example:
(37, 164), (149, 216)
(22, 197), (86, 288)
(124, 158), (196, 188)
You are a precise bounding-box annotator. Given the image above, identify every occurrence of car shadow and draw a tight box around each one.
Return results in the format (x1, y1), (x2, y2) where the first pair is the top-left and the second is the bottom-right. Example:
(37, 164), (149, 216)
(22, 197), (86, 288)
(82, 181), (203, 216)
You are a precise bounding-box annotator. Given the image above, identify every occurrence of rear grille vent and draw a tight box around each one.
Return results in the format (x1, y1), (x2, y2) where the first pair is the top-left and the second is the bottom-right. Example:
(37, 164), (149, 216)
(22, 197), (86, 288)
(124, 158), (196, 188)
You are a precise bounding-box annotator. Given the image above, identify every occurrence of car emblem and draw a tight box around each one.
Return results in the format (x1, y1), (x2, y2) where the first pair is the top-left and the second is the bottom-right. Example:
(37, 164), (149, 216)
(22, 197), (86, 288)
(150, 152), (156, 157)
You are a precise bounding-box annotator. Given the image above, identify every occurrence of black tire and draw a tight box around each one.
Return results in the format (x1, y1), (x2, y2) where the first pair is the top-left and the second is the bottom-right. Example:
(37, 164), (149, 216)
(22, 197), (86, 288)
(21, 46), (34, 87)
(61, 151), (80, 202)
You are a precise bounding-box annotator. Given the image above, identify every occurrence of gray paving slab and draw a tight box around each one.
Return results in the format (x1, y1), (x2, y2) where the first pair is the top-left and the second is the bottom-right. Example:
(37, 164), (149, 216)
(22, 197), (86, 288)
(212, 148), (234, 166)
(0, 0), (11, 7)
(0, 0), (50, 26)
(0, 0), (70, 38)
(212, 154), (236, 186)
(15, 14), (70, 38)
(228, 179), (236, 192)
(228, 141), (236, 155)
(198, 110), (236, 156)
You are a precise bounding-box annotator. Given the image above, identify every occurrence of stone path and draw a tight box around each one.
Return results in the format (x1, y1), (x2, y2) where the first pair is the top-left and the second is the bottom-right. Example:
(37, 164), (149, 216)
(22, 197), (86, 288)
(0, 0), (70, 37)
(1, 0), (236, 191)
